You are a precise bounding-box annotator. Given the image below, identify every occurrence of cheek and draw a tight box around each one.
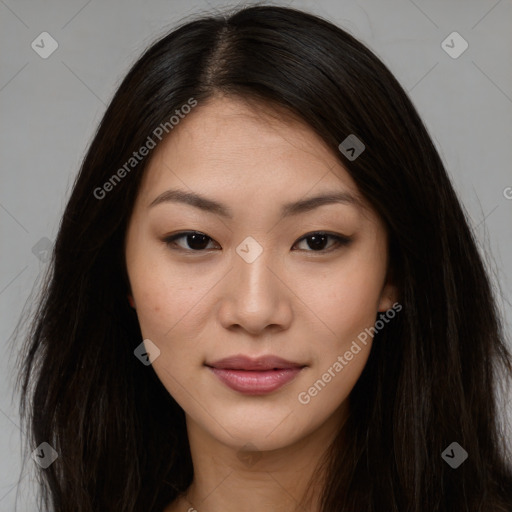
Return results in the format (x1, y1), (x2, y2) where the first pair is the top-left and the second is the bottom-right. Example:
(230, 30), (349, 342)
(300, 260), (385, 347)
(130, 257), (209, 338)
(130, 266), (208, 405)
(292, 248), (385, 411)
(295, 266), (378, 415)
(128, 252), (219, 377)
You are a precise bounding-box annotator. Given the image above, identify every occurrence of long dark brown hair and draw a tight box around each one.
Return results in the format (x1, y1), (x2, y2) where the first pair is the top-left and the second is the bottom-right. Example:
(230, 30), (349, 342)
(15, 5), (512, 511)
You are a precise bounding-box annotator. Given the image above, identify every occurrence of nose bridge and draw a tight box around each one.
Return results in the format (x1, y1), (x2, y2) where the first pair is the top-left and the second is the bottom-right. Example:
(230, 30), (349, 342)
(217, 241), (292, 333)
(233, 234), (277, 295)
(234, 246), (279, 309)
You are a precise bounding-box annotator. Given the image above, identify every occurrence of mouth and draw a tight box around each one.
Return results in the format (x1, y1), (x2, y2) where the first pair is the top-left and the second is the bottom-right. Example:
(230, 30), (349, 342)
(205, 355), (307, 395)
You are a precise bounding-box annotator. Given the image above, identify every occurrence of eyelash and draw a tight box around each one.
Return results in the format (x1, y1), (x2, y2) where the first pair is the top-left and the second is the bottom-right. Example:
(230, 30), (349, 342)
(162, 231), (351, 254)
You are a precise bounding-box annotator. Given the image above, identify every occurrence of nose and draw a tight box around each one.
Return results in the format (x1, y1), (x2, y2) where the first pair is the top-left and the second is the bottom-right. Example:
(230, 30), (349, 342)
(217, 249), (293, 336)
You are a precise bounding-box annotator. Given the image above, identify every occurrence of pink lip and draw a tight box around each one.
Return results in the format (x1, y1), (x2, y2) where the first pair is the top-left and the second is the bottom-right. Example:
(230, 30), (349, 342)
(206, 355), (306, 395)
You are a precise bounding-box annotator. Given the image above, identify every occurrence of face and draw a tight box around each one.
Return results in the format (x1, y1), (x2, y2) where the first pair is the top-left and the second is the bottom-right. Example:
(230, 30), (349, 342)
(125, 95), (396, 452)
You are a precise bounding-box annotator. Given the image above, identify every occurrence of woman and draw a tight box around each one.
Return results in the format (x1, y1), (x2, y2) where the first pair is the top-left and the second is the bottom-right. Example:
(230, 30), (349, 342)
(16, 5), (512, 511)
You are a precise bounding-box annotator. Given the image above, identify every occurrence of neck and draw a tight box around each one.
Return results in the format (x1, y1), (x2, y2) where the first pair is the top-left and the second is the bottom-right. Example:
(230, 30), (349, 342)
(171, 405), (347, 512)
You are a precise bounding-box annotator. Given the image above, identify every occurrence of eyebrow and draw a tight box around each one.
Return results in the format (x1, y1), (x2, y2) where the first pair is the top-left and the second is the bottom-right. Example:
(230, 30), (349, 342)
(148, 188), (360, 218)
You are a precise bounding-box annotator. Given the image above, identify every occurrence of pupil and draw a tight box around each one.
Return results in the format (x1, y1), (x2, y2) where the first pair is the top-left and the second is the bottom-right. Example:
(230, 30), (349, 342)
(188, 233), (209, 250)
(184, 234), (329, 251)
(308, 234), (327, 250)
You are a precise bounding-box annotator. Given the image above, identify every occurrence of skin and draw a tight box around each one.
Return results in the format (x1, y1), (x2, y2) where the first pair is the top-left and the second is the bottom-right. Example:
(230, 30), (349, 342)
(124, 95), (397, 512)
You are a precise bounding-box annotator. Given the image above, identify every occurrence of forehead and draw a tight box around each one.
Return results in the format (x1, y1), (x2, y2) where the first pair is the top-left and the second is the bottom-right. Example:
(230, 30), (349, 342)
(136, 95), (363, 211)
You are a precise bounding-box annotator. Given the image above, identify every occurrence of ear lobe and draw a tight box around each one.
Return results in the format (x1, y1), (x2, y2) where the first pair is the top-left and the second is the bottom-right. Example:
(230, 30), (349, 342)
(377, 281), (398, 312)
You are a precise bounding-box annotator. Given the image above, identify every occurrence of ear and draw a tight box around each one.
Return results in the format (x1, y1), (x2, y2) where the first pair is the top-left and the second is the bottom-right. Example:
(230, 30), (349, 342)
(127, 294), (136, 309)
(377, 269), (399, 312)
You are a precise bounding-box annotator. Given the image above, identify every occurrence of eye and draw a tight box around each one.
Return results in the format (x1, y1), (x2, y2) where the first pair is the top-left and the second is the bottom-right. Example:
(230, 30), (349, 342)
(293, 232), (351, 252)
(163, 231), (219, 251)
(163, 231), (351, 253)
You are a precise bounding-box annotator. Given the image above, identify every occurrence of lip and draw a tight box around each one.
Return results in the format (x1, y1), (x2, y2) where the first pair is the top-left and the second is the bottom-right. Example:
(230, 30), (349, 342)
(207, 355), (304, 371)
(206, 355), (306, 395)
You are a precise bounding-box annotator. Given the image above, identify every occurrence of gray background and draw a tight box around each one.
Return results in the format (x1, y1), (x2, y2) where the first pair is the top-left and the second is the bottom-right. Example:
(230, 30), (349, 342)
(1, 0), (511, 509)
